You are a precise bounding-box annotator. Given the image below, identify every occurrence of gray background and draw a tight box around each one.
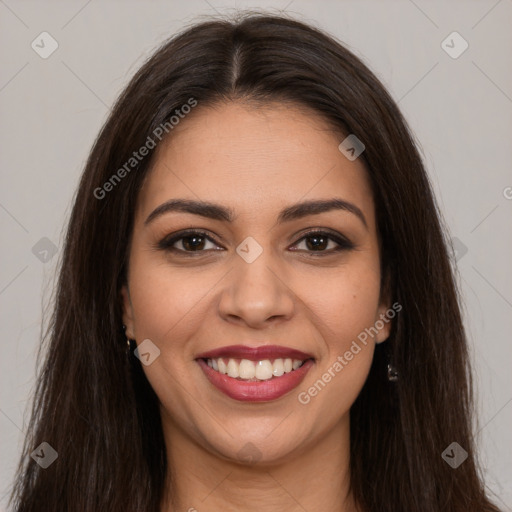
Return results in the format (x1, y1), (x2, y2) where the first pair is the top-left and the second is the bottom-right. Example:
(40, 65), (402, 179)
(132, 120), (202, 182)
(1, 0), (511, 510)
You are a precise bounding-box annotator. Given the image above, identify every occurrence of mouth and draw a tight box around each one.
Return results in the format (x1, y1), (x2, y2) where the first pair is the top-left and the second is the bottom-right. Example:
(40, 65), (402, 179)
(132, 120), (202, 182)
(202, 356), (308, 380)
(195, 345), (315, 402)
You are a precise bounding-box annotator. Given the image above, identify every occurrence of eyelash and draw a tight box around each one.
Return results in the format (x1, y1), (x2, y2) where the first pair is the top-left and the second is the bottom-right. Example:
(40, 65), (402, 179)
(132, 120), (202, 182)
(156, 228), (354, 257)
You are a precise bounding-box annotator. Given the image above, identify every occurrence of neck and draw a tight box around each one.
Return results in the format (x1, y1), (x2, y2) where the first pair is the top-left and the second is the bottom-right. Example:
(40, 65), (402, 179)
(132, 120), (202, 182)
(160, 414), (357, 512)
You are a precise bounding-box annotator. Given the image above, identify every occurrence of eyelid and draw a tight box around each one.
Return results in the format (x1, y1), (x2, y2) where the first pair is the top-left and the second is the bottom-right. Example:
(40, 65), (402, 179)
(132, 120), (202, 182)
(290, 228), (355, 253)
(156, 229), (222, 252)
(156, 227), (354, 254)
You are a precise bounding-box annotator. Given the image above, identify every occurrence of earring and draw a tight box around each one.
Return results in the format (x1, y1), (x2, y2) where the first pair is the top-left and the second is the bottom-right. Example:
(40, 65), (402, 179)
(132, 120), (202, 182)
(123, 324), (132, 355)
(387, 363), (399, 382)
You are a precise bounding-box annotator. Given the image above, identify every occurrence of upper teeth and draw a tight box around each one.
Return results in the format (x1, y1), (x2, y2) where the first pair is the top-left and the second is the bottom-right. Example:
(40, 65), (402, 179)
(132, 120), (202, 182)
(206, 357), (305, 380)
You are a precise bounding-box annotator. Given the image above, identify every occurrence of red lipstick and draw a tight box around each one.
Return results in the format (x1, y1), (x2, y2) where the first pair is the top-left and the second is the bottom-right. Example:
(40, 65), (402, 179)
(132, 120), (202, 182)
(196, 344), (313, 361)
(196, 344), (314, 402)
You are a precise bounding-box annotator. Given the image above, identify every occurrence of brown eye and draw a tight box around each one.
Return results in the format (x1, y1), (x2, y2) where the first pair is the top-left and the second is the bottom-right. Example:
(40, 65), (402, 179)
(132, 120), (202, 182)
(291, 230), (354, 255)
(304, 233), (330, 251)
(179, 234), (207, 251)
(157, 230), (223, 253)
(157, 229), (353, 256)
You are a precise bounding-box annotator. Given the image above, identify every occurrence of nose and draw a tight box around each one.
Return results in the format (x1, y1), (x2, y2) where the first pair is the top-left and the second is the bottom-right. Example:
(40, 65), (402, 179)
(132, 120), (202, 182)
(217, 247), (295, 329)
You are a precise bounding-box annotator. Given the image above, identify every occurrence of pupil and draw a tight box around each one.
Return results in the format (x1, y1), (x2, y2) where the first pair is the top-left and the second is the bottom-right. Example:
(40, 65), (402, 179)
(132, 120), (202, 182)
(182, 234), (328, 251)
(307, 235), (327, 251)
(184, 235), (205, 251)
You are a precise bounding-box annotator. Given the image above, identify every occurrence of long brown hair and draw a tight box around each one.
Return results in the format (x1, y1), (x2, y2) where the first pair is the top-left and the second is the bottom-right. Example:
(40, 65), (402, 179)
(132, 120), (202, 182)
(10, 12), (501, 511)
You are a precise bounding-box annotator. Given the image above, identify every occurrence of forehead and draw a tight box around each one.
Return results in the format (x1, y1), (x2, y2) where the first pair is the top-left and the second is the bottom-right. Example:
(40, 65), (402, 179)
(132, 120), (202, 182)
(136, 101), (375, 229)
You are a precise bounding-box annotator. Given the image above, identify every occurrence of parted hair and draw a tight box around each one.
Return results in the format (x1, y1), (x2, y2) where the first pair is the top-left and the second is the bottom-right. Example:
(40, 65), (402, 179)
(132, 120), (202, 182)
(10, 12), (500, 512)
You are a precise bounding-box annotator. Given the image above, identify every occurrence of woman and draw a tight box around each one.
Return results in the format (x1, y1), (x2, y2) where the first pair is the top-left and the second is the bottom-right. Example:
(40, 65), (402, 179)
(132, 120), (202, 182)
(10, 12), (501, 512)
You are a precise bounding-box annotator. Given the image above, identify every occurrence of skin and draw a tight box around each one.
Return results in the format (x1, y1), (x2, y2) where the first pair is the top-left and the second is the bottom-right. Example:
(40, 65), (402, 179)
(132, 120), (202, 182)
(121, 101), (391, 512)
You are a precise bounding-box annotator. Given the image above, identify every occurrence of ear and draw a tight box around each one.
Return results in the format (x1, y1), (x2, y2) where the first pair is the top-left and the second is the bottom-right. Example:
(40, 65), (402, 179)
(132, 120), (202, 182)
(120, 284), (136, 340)
(374, 271), (393, 344)
(374, 300), (392, 344)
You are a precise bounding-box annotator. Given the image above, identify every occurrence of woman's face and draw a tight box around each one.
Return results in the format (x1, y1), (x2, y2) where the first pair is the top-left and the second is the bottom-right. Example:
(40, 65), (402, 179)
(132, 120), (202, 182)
(122, 101), (390, 464)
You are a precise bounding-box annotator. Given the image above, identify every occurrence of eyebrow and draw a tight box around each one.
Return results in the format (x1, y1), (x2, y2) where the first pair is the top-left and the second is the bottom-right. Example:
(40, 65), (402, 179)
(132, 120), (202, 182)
(144, 197), (367, 228)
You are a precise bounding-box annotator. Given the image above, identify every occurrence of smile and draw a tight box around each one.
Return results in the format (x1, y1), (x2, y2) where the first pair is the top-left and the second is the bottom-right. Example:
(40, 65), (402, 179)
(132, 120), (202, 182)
(204, 357), (306, 381)
(196, 345), (315, 402)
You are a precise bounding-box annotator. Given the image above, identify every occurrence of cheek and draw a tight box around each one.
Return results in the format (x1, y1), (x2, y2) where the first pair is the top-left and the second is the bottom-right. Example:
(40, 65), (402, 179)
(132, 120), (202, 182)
(126, 252), (217, 431)
(128, 251), (218, 348)
(300, 261), (382, 352)
(293, 267), (379, 429)
(294, 259), (380, 393)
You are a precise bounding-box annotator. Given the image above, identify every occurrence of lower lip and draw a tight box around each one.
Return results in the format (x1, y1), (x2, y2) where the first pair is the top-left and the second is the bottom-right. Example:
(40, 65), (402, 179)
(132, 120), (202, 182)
(197, 358), (314, 402)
